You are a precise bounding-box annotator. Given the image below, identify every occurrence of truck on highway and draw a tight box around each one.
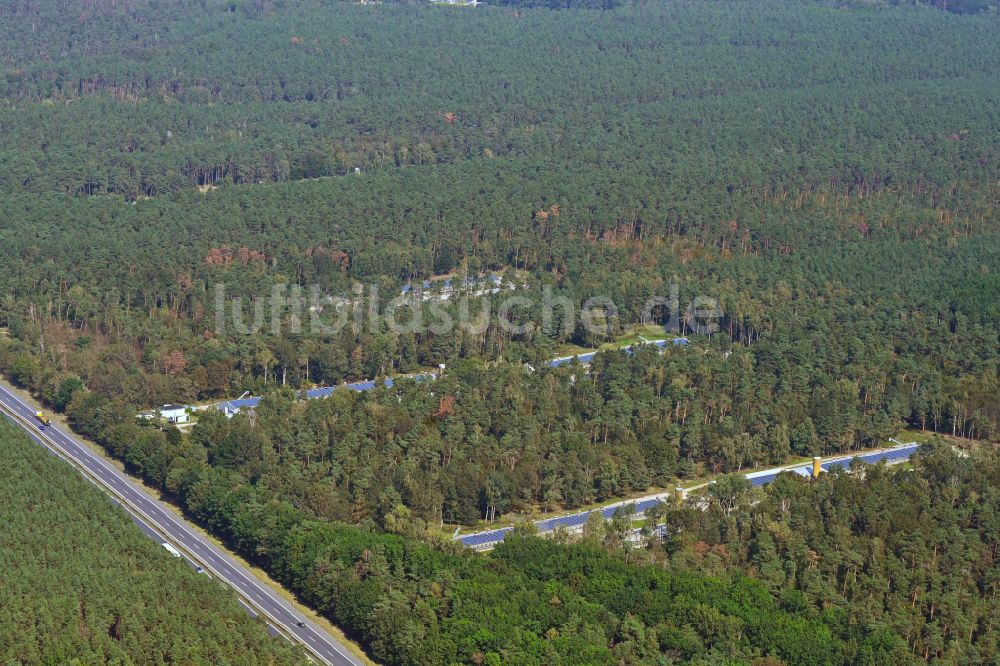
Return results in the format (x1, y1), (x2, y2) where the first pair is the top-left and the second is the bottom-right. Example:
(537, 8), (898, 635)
(161, 542), (182, 558)
(34, 411), (50, 428)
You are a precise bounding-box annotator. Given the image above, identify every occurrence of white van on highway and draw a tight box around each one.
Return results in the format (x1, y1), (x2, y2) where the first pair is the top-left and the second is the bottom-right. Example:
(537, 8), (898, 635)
(161, 542), (182, 558)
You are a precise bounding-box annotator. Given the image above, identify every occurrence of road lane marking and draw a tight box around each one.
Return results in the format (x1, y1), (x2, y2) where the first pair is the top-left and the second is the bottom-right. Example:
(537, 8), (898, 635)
(0, 384), (360, 666)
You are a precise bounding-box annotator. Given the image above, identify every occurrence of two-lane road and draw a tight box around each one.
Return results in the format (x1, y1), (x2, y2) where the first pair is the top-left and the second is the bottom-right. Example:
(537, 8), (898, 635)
(0, 381), (363, 666)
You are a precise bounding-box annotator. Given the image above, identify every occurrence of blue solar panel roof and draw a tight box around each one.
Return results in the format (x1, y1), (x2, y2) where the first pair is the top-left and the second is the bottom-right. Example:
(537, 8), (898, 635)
(218, 397), (262, 411)
(458, 527), (513, 547)
(634, 498), (662, 513)
(821, 444), (919, 472)
(749, 473), (778, 487)
(454, 444), (919, 549)
(217, 373), (436, 414)
(545, 339), (686, 369)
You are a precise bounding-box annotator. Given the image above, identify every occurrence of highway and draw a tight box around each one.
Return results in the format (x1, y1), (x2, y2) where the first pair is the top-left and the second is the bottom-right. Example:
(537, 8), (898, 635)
(0, 381), (363, 666)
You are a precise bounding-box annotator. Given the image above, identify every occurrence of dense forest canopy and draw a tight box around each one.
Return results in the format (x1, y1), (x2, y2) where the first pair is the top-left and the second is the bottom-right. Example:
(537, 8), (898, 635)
(0, 0), (995, 484)
(0, 0), (998, 663)
(645, 444), (1000, 664)
(12, 408), (995, 664)
(0, 0), (998, 199)
(0, 418), (306, 664)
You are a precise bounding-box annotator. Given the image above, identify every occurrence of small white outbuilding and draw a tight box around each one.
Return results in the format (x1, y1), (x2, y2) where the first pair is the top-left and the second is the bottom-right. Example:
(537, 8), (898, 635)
(159, 404), (190, 424)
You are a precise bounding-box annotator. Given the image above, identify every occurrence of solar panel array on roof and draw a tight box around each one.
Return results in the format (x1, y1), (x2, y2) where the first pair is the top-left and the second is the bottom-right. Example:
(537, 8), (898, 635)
(633, 497), (664, 514)
(458, 526), (513, 548)
(218, 397), (262, 411)
(455, 444), (920, 549)
(746, 464), (813, 487)
(459, 496), (672, 547)
(748, 472), (780, 487)
(459, 495), (672, 549)
(821, 444), (919, 472)
(347, 380), (375, 391)
(545, 338), (688, 369)
(546, 351), (597, 368)
(221, 339), (664, 413)
(216, 374), (434, 413)
(304, 386), (335, 399)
